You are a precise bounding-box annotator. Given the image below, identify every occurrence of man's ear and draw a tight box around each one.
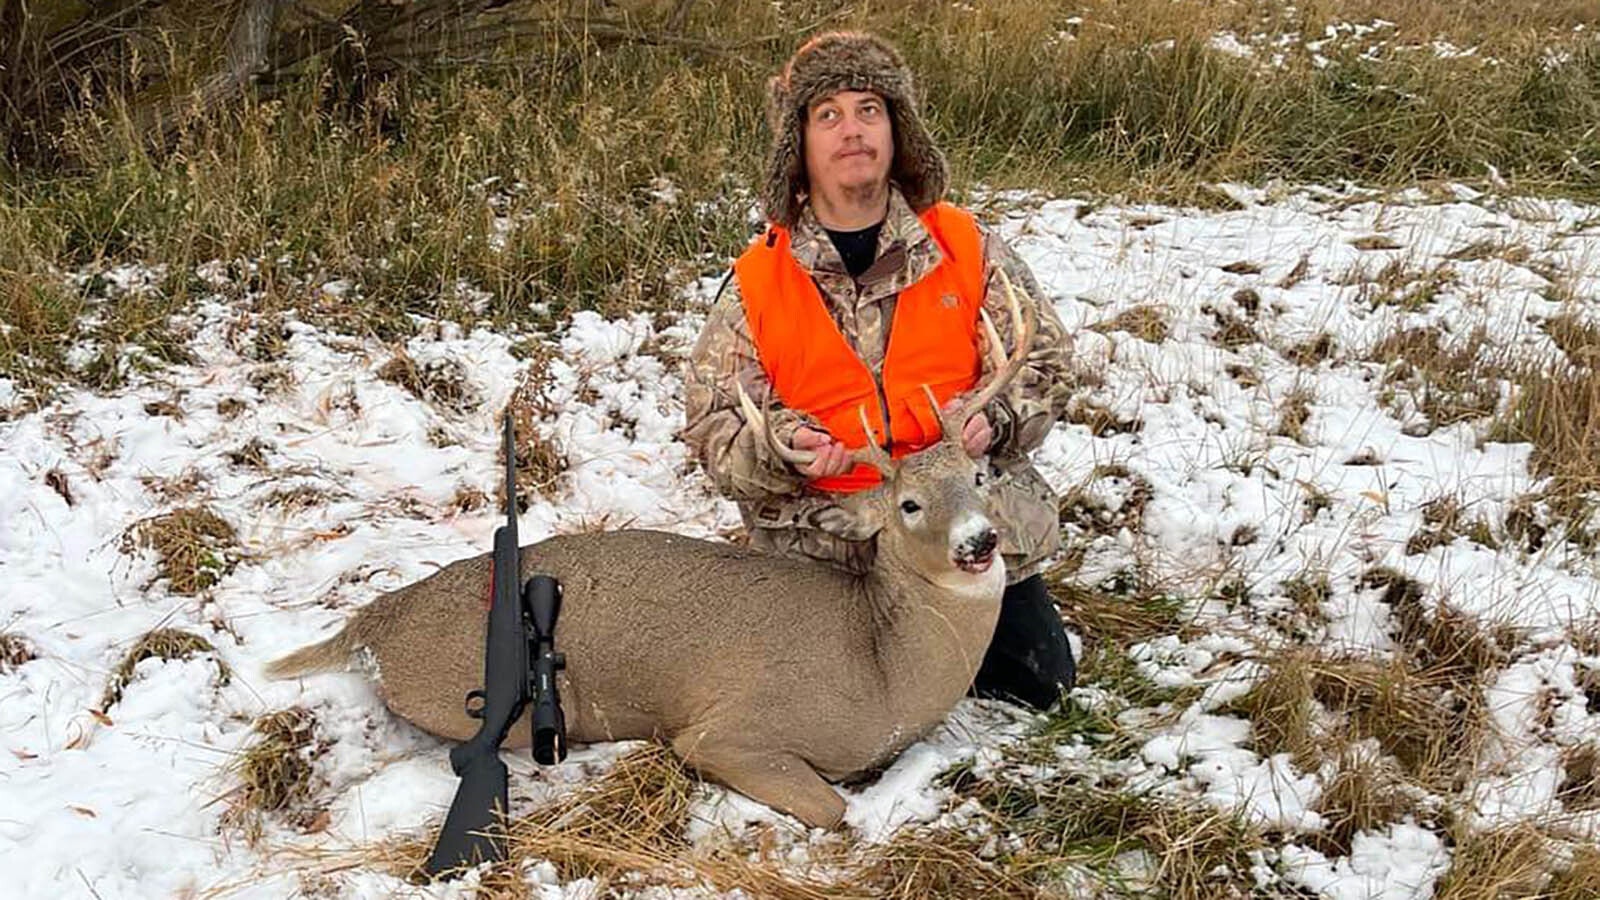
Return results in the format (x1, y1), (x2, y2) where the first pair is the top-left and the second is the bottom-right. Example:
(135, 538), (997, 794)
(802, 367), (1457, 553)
(806, 498), (884, 542)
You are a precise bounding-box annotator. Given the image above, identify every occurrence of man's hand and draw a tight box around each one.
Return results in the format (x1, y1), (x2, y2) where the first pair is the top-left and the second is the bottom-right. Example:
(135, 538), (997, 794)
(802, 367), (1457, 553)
(946, 404), (992, 459)
(791, 426), (854, 478)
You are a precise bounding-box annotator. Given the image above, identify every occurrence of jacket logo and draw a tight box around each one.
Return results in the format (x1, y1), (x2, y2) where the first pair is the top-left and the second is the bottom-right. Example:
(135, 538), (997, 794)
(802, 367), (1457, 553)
(940, 293), (959, 309)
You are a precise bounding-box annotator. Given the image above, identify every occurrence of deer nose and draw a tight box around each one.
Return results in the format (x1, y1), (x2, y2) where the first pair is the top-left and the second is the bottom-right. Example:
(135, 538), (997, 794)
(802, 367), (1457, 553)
(956, 525), (998, 561)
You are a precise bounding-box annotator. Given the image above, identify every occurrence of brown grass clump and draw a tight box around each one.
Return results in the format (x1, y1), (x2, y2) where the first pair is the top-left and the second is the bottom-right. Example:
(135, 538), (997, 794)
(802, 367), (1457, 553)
(1311, 655), (1477, 785)
(378, 351), (478, 414)
(0, 631), (39, 672)
(1557, 743), (1600, 811)
(226, 437), (273, 469)
(389, 743), (835, 897)
(1369, 326), (1502, 429)
(1433, 823), (1551, 900)
(851, 828), (1041, 900)
(1207, 304), (1259, 350)
(1362, 567), (1513, 683)
(1311, 744), (1419, 857)
(1088, 305), (1169, 344)
(1033, 784), (1263, 898)
(1062, 397), (1144, 437)
(100, 628), (229, 709)
(221, 707), (325, 845)
(1286, 332), (1337, 367)
(502, 360), (567, 509)
(1222, 651), (1322, 769)
(1543, 312), (1600, 369)
(1274, 386), (1315, 444)
(123, 506), (238, 595)
(1057, 464), (1153, 536)
(1492, 358), (1600, 509)
(1547, 845), (1600, 899)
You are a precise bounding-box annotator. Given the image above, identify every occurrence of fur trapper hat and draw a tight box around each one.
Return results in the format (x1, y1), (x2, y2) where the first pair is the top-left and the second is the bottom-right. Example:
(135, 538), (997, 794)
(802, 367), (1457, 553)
(762, 31), (948, 228)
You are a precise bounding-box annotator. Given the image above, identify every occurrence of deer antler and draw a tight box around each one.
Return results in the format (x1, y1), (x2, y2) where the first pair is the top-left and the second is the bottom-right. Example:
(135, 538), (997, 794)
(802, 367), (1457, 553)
(933, 267), (1039, 442)
(735, 382), (896, 478)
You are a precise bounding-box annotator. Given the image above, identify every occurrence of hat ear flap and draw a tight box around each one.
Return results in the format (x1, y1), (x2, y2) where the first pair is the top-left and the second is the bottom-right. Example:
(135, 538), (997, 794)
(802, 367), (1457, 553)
(889, 101), (948, 213)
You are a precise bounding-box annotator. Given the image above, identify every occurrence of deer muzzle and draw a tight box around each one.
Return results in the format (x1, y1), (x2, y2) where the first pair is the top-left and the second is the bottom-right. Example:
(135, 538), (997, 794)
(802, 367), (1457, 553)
(951, 518), (999, 574)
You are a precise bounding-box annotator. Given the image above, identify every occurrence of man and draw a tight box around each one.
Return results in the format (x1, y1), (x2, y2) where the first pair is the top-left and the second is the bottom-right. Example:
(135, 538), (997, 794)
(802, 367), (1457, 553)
(682, 31), (1076, 710)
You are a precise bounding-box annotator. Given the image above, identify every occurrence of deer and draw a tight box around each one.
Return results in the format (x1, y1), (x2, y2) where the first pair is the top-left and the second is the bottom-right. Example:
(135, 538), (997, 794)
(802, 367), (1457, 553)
(265, 275), (1038, 830)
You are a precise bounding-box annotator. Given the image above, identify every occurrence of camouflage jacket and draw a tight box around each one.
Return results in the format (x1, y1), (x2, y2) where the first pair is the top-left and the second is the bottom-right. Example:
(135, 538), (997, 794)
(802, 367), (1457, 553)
(682, 187), (1073, 584)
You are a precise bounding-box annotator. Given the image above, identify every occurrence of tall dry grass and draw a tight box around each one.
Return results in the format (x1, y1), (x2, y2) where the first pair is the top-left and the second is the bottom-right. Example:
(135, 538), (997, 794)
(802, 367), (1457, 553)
(5, 0), (1600, 396)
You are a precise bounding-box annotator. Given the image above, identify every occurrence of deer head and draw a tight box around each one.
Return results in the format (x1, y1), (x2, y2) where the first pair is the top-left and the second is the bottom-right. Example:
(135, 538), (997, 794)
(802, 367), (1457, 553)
(737, 270), (1038, 585)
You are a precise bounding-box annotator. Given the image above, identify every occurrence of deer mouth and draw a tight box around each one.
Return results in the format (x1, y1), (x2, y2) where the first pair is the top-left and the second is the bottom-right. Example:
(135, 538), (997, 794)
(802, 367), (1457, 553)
(955, 551), (995, 575)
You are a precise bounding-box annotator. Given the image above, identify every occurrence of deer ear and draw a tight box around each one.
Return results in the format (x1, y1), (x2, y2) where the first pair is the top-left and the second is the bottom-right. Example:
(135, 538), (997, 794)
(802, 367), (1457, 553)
(806, 501), (884, 542)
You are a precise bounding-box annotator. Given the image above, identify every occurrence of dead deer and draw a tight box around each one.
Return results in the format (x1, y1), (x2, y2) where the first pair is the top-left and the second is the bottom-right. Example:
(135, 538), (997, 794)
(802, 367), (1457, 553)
(266, 275), (1038, 829)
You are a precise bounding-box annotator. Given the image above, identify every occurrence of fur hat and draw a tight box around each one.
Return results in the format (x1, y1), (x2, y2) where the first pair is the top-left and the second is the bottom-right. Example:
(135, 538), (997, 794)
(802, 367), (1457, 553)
(762, 31), (948, 228)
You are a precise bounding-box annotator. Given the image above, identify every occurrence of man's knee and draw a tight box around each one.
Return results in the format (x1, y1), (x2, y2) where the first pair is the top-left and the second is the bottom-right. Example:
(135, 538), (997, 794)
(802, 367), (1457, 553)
(972, 575), (1076, 710)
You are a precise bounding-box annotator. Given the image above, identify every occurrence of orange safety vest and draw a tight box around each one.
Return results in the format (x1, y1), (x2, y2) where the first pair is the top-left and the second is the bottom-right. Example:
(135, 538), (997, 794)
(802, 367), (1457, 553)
(735, 202), (986, 492)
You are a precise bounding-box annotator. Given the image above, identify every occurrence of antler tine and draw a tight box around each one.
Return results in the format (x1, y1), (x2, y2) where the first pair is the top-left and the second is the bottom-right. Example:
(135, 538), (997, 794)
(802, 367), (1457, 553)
(921, 383), (963, 447)
(851, 403), (897, 476)
(948, 267), (1038, 428)
(735, 381), (817, 468)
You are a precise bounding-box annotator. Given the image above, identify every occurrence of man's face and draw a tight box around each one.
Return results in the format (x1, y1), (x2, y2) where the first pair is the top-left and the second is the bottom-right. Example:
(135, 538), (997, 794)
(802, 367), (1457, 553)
(802, 90), (893, 201)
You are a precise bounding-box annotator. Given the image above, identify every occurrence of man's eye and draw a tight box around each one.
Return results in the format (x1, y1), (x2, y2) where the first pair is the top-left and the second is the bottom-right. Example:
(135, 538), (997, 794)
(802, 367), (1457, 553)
(861, 104), (883, 118)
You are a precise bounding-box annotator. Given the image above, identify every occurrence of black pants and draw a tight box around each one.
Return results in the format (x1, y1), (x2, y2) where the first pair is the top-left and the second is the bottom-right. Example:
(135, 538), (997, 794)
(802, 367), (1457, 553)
(970, 574), (1076, 711)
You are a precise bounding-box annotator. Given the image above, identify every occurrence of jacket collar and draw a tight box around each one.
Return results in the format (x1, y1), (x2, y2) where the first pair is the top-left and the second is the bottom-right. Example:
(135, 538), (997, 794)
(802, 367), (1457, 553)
(787, 184), (943, 288)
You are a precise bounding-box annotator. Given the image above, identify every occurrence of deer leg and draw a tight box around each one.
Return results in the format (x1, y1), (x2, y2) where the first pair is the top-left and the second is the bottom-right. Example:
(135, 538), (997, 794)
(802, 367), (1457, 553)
(672, 736), (845, 829)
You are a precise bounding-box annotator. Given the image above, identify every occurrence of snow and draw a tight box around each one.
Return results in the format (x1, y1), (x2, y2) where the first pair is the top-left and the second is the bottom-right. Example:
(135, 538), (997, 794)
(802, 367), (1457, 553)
(5, 181), (1600, 896)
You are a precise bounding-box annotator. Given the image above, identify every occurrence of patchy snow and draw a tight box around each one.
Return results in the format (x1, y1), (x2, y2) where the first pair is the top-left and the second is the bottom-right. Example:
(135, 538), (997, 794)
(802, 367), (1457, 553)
(4, 181), (1600, 896)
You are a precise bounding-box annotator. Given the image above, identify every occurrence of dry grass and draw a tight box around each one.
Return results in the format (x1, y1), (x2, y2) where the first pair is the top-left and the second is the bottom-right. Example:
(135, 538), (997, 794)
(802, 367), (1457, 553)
(850, 828), (1042, 899)
(381, 743), (843, 897)
(1062, 397), (1145, 437)
(1221, 650), (1324, 769)
(377, 351), (479, 414)
(1274, 385), (1315, 444)
(1369, 326), (1504, 431)
(0, 631), (38, 672)
(1057, 464), (1153, 537)
(1548, 845), (1600, 899)
(221, 707), (325, 845)
(100, 628), (229, 709)
(1492, 358), (1600, 512)
(1312, 744), (1419, 856)
(1088, 305), (1170, 344)
(1286, 332), (1337, 367)
(1433, 823), (1552, 900)
(122, 505), (238, 595)
(502, 357), (568, 508)
(1557, 743), (1600, 811)
(7, 1), (1600, 400)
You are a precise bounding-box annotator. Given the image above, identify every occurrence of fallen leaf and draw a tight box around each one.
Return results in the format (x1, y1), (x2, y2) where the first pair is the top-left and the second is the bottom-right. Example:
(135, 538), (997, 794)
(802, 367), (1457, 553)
(69, 805), (97, 818)
(302, 809), (332, 834)
(88, 709), (114, 727)
(11, 748), (38, 761)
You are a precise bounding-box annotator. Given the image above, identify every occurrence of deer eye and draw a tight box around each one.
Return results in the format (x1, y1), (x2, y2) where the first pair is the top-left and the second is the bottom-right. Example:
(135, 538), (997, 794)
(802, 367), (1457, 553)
(900, 499), (922, 515)
(975, 471), (986, 487)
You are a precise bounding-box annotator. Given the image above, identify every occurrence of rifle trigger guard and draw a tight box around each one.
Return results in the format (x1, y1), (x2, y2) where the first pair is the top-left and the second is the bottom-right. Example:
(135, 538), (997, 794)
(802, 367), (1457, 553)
(464, 688), (487, 719)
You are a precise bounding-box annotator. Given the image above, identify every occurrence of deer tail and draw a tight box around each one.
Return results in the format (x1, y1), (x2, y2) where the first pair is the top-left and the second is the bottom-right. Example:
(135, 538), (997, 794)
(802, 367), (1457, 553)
(263, 627), (358, 680)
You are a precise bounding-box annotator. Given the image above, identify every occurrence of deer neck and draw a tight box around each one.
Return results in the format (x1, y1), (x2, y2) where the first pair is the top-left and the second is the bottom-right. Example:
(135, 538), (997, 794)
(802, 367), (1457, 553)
(859, 548), (1006, 713)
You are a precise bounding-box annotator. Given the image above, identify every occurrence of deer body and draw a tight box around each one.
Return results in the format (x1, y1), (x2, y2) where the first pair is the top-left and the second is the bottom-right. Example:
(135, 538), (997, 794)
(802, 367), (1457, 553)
(268, 276), (1040, 828)
(271, 528), (1004, 825)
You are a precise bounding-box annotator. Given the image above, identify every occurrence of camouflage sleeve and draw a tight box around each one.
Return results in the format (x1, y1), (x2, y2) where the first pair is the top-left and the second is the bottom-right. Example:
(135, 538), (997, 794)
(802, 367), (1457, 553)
(975, 226), (1075, 455)
(681, 272), (815, 501)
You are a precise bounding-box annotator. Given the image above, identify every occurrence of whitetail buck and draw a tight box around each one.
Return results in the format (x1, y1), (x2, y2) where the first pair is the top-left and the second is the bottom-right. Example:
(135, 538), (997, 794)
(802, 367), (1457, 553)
(267, 276), (1038, 829)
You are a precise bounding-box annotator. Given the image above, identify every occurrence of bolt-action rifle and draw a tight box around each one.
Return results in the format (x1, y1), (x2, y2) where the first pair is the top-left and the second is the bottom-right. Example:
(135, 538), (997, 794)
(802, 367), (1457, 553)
(423, 413), (567, 878)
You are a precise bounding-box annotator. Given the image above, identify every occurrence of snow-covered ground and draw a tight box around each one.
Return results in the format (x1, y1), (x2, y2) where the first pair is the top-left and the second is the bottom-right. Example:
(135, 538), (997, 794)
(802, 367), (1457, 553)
(3, 182), (1599, 897)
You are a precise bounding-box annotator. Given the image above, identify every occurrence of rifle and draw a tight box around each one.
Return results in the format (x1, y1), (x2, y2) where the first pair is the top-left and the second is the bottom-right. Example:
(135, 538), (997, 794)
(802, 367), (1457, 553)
(423, 413), (567, 878)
